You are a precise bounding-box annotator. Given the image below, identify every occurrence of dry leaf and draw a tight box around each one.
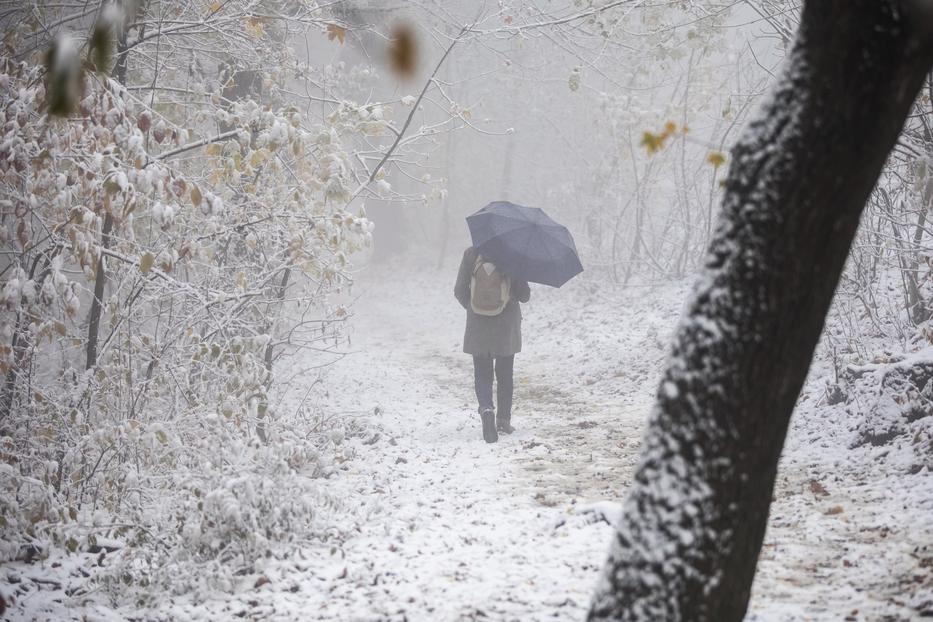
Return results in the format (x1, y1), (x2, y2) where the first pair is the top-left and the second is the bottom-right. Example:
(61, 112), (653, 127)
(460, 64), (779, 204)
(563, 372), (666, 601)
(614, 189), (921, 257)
(137, 112), (151, 133)
(707, 151), (726, 169)
(640, 131), (665, 154)
(327, 24), (346, 44)
(244, 16), (265, 39)
(88, 14), (115, 74)
(809, 479), (829, 496)
(387, 23), (417, 79)
(140, 252), (155, 275)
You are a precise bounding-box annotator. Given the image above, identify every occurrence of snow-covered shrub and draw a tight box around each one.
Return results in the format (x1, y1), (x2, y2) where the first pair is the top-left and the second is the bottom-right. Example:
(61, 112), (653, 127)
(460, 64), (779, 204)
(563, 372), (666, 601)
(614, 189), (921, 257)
(0, 5), (380, 601)
(83, 405), (380, 602)
(845, 352), (933, 473)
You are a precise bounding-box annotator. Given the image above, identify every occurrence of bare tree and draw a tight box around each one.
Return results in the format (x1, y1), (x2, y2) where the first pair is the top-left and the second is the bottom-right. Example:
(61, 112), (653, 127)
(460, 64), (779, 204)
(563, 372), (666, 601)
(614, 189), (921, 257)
(588, 1), (933, 620)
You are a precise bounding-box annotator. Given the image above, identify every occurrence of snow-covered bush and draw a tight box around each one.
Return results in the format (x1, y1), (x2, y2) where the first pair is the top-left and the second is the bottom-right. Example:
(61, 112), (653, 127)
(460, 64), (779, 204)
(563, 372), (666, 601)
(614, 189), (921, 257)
(845, 352), (933, 474)
(0, 2), (387, 600)
(81, 405), (379, 602)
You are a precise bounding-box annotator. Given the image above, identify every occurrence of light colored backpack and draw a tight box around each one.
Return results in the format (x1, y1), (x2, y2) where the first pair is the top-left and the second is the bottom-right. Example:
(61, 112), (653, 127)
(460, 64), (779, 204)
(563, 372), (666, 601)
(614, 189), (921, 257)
(470, 254), (511, 316)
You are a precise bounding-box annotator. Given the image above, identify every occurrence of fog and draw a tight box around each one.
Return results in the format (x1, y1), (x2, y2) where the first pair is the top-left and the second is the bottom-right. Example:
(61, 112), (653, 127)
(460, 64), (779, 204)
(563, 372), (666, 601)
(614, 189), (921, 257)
(1, 1), (932, 620)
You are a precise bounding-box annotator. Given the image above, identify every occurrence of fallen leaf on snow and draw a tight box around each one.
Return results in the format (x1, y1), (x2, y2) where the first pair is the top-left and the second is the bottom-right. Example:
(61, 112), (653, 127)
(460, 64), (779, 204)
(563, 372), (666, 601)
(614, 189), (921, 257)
(809, 479), (829, 496)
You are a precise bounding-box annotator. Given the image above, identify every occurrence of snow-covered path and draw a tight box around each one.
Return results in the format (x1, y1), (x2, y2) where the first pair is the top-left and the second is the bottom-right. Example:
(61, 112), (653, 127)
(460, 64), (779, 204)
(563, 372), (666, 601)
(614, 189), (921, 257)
(251, 265), (931, 622)
(9, 266), (928, 621)
(301, 269), (670, 621)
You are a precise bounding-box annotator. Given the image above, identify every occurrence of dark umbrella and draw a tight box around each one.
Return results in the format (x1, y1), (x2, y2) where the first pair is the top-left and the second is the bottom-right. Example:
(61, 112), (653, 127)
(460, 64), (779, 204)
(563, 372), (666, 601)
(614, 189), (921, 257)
(466, 201), (583, 287)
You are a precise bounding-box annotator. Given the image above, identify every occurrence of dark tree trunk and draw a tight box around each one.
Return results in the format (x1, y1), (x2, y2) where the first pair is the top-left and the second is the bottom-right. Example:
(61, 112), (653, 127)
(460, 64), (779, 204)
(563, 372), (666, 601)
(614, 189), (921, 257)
(256, 267), (290, 443)
(85, 25), (131, 371)
(85, 212), (113, 370)
(589, 2), (933, 620)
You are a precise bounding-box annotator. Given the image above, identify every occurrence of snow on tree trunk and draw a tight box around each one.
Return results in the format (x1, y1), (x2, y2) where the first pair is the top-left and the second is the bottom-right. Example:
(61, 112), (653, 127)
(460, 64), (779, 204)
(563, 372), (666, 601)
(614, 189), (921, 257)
(588, 2), (933, 620)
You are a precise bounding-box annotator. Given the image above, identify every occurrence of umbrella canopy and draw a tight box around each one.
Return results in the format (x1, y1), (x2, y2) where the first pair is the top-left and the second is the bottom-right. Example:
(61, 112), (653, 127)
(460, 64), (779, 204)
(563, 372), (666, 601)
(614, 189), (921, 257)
(466, 201), (583, 287)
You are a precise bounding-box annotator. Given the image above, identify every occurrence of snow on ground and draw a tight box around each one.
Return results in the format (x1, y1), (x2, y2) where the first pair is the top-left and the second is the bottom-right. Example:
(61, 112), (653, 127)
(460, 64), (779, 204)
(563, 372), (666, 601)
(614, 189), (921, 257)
(3, 262), (931, 620)
(289, 263), (931, 621)
(751, 349), (933, 619)
(277, 266), (679, 621)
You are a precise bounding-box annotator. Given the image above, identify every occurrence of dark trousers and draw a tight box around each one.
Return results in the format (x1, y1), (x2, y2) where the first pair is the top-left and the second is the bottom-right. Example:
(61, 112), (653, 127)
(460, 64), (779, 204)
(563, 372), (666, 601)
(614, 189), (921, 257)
(473, 355), (514, 420)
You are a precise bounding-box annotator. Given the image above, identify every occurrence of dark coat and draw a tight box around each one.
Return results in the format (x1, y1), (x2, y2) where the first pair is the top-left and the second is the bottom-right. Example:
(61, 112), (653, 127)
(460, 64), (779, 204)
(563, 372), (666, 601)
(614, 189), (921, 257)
(454, 247), (531, 357)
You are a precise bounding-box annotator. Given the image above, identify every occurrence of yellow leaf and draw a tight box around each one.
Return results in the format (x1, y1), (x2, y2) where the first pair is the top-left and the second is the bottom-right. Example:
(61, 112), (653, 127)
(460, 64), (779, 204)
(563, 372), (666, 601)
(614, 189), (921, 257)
(140, 252), (155, 275)
(640, 131), (665, 155)
(707, 151), (726, 169)
(663, 121), (677, 136)
(327, 24), (346, 44)
(191, 185), (202, 207)
(244, 16), (265, 39)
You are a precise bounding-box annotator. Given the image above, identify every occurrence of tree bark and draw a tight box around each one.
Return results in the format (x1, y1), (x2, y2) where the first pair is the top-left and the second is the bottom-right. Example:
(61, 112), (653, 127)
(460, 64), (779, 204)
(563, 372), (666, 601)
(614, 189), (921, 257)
(85, 212), (113, 370)
(908, 112), (933, 324)
(85, 23), (131, 371)
(588, 2), (933, 620)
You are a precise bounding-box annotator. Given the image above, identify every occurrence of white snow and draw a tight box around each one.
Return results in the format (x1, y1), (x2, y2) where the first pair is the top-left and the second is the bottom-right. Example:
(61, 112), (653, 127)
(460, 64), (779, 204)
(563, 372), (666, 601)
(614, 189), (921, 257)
(2, 265), (930, 620)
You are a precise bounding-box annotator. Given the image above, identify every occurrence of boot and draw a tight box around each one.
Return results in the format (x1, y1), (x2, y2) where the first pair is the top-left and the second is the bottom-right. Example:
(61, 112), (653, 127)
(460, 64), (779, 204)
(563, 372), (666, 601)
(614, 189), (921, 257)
(480, 407), (498, 443)
(496, 415), (515, 435)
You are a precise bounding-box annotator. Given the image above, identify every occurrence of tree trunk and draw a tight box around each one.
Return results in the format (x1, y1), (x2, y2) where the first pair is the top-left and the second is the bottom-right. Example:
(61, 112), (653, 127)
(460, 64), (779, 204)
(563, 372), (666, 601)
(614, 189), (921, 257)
(85, 24), (131, 371)
(908, 112), (933, 324)
(85, 212), (113, 370)
(880, 188), (926, 326)
(588, 2), (933, 620)
(436, 59), (456, 270)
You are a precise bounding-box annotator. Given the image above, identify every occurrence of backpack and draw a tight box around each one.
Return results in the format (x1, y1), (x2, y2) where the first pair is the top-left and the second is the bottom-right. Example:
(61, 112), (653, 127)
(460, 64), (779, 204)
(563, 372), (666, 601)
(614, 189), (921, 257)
(470, 254), (511, 316)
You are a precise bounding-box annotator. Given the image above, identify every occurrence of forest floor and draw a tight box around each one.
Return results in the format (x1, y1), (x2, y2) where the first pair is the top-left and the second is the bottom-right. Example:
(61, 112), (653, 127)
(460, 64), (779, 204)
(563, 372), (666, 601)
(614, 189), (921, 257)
(4, 263), (931, 621)
(233, 264), (931, 621)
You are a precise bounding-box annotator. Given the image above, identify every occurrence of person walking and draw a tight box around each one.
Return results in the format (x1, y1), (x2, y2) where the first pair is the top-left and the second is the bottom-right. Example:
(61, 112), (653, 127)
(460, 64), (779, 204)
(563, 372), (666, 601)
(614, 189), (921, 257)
(454, 246), (531, 443)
